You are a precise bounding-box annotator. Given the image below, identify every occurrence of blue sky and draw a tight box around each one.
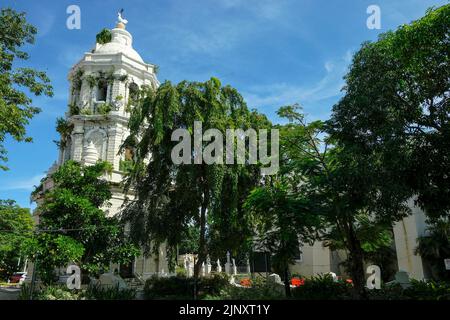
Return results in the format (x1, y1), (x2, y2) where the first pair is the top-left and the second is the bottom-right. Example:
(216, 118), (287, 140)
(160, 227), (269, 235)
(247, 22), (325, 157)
(0, 0), (447, 209)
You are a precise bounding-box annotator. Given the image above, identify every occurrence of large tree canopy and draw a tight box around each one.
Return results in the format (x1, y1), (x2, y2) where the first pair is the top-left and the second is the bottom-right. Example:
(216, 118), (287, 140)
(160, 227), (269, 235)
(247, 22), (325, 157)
(0, 200), (34, 279)
(121, 78), (271, 286)
(271, 104), (410, 298)
(328, 4), (450, 220)
(27, 160), (138, 283)
(0, 8), (53, 170)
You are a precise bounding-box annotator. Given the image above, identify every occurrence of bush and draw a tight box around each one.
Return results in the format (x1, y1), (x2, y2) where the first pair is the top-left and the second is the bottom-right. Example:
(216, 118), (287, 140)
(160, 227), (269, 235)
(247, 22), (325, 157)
(84, 283), (136, 300)
(18, 283), (37, 300)
(366, 283), (406, 300)
(97, 103), (111, 115)
(175, 266), (187, 278)
(198, 273), (230, 297)
(144, 276), (191, 299)
(403, 280), (450, 300)
(205, 277), (284, 300)
(144, 274), (230, 300)
(96, 28), (112, 44)
(37, 285), (81, 300)
(19, 284), (81, 300)
(291, 274), (353, 300)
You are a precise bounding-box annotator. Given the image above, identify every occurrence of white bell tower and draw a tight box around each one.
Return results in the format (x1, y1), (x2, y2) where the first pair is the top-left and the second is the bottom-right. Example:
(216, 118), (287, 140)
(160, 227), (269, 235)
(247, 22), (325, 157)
(57, 19), (159, 216)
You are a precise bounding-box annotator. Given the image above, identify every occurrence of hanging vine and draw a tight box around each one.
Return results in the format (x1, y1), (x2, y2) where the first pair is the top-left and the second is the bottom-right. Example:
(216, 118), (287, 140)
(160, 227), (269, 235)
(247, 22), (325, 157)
(55, 117), (74, 150)
(70, 68), (84, 95)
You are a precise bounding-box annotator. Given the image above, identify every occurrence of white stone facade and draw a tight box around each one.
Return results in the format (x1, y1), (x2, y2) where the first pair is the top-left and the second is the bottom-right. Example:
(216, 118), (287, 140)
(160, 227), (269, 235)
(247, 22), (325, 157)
(42, 22), (167, 278)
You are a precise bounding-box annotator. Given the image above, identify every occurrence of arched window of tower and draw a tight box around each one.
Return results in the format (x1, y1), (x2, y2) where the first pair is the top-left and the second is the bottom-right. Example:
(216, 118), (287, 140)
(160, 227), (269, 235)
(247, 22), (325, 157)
(129, 82), (139, 104)
(97, 79), (108, 102)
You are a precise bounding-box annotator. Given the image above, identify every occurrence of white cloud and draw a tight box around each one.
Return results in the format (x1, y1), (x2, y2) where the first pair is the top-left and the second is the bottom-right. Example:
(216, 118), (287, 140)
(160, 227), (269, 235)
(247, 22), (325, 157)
(136, 0), (295, 57)
(0, 174), (45, 191)
(242, 50), (353, 110)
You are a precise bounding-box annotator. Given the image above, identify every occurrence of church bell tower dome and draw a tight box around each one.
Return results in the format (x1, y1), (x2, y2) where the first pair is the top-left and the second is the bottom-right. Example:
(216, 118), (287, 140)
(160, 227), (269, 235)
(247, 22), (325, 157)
(93, 26), (144, 63)
(59, 12), (159, 179)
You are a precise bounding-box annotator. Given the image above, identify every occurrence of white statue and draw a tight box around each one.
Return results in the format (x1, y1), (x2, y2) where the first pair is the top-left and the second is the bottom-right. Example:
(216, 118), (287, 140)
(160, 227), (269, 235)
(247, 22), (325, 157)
(201, 262), (206, 277)
(232, 258), (237, 276)
(117, 9), (128, 25)
(183, 256), (188, 271)
(186, 256), (193, 277)
(246, 258), (251, 274)
(328, 272), (337, 282)
(206, 256), (212, 275)
(225, 251), (231, 274)
(217, 259), (222, 273)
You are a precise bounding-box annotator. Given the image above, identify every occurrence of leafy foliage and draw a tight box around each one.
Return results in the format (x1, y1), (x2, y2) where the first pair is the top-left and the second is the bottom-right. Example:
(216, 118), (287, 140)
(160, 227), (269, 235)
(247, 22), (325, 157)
(26, 160), (139, 282)
(121, 78), (271, 287)
(84, 283), (136, 300)
(96, 28), (112, 44)
(22, 233), (84, 284)
(206, 277), (285, 300)
(0, 200), (34, 280)
(415, 219), (450, 281)
(272, 104), (410, 298)
(244, 180), (321, 296)
(328, 4), (450, 220)
(0, 8), (53, 170)
(55, 117), (73, 150)
(144, 273), (230, 300)
(292, 274), (353, 300)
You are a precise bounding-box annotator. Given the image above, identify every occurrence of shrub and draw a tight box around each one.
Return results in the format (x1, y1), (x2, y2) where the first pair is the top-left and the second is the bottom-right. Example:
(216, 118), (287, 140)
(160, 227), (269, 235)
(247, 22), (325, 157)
(37, 285), (81, 300)
(96, 29), (112, 44)
(80, 108), (93, 115)
(18, 283), (37, 300)
(144, 276), (192, 300)
(144, 274), (230, 300)
(403, 280), (450, 300)
(366, 281), (450, 300)
(175, 266), (187, 278)
(84, 283), (136, 300)
(198, 273), (230, 297)
(205, 277), (284, 300)
(69, 103), (80, 115)
(19, 284), (81, 300)
(365, 283), (405, 300)
(291, 274), (353, 300)
(97, 103), (111, 115)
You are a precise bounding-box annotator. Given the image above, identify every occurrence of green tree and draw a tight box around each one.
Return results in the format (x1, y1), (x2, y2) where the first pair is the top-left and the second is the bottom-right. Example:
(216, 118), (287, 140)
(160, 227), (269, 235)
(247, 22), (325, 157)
(22, 233), (84, 284)
(0, 8), (53, 170)
(121, 78), (270, 296)
(415, 219), (450, 281)
(276, 105), (410, 298)
(244, 180), (320, 297)
(323, 214), (397, 283)
(328, 5), (450, 220)
(0, 200), (34, 280)
(28, 160), (139, 282)
(178, 224), (200, 255)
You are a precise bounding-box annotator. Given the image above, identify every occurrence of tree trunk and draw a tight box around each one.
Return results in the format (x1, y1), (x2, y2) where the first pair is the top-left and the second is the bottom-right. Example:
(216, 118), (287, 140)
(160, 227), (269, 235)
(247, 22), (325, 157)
(194, 192), (208, 299)
(283, 266), (291, 298)
(346, 223), (367, 299)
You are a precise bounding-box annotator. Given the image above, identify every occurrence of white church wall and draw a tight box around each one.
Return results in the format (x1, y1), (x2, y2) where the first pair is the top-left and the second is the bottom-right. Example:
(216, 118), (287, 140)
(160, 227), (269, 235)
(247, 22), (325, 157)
(393, 198), (428, 280)
(289, 241), (331, 277)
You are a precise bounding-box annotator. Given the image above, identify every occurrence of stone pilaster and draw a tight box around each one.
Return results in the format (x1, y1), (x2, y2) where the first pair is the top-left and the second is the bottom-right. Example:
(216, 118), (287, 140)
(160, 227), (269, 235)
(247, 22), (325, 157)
(71, 125), (85, 162)
(107, 125), (124, 170)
